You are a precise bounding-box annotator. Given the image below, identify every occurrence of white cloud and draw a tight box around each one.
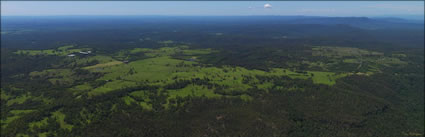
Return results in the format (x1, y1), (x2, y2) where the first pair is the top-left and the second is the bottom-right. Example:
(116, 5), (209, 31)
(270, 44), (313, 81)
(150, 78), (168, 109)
(264, 3), (272, 9)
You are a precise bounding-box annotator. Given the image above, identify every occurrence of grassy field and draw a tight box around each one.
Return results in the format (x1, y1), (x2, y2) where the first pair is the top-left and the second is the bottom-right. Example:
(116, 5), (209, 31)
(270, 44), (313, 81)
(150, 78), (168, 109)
(1, 110), (34, 129)
(168, 85), (221, 99)
(124, 90), (152, 110)
(122, 96), (137, 105)
(376, 57), (408, 65)
(6, 44), (419, 136)
(29, 69), (72, 78)
(29, 69), (76, 85)
(25, 110), (74, 133)
(83, 61), (123, 69)
(52, 110), (74, 131)
(68, 46), (355, 109)
(6, 94), (31, 106)
(158, 40), (174, 45)
(312, 46), (383, 57)
(311, 46), (407, 74)
(15, 45), (91, 56)
(129, 48), (153, 54)
(11, 45), (382, 111)
(1, 89), (10, 100)
(74, 55), (115, 65)
(86, 47), (349, 90)
(11, 46), (361, 110)
(88, 80), (137, 96)
(72, 83), (92, 91)
(29, 117), (48, 129)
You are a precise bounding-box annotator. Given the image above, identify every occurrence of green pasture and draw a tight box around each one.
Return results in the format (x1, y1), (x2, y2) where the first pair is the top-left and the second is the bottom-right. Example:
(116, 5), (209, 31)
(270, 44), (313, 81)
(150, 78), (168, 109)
(83, 47), (352, 98)
(52, 110), (73, 131)
(15, 45), (91, 56)
(6, 94), (31, 106)
(30, 69), (76, 85)
(312, 46), (383, 57)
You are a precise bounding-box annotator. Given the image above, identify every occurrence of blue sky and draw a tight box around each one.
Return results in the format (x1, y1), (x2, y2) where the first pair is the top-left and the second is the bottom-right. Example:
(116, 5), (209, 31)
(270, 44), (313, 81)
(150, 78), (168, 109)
(1, 1), (424, 18)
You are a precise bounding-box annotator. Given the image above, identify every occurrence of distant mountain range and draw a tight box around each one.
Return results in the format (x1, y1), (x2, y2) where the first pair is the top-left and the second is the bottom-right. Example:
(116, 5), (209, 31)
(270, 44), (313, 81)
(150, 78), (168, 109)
(2, 15), (423, 30)
(283, 16), (424, 29)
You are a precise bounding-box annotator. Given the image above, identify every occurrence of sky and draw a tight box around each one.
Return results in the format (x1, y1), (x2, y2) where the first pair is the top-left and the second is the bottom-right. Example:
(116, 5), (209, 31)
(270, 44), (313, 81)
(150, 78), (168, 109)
(1, 1), (424, 18)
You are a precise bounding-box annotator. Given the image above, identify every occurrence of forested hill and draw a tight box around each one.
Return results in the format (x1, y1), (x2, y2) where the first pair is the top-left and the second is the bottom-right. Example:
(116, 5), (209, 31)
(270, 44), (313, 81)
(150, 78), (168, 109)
(1, 16), (424, 50)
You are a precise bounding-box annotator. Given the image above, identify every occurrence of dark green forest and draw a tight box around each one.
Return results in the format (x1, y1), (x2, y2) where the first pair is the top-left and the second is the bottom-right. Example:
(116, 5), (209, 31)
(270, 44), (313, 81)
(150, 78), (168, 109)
(1, 16), (424, 137)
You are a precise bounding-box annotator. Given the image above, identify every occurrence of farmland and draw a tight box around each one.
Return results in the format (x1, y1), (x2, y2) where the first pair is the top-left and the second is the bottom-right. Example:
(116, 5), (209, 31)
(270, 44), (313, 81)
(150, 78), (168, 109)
(6, 45), (408, 114)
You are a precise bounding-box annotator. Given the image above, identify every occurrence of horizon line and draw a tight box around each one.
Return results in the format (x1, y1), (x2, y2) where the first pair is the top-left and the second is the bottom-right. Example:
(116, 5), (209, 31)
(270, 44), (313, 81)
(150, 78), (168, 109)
(2, 14), (424, 16)
(1, 14), (424, 20)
